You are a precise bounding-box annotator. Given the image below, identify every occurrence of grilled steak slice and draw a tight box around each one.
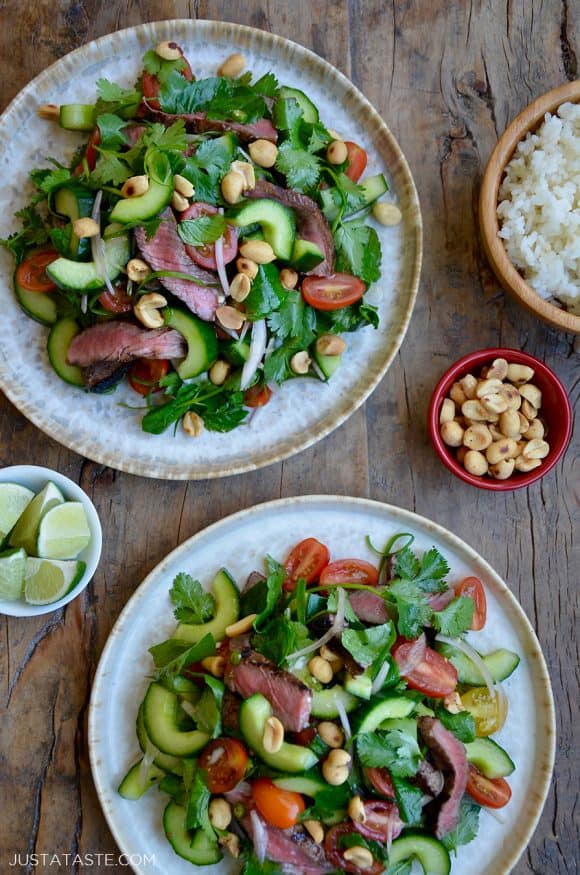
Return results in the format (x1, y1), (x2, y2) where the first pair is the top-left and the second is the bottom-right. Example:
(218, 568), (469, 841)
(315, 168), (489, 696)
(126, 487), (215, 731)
(81, 360), (130, 391)
(243, 571), (267, 594)
(246, 180), (335, 275)
(419, 717), (468, 838)
(221, 688), (243, 733)
(242, 813), (332, 874)
(349, 589), (390, 625)
(134, 209), (220, 321)
(413, 758), (445, 797)
(225, 649), (312, 732)
(67, 321), (186, 368)
(149, 109), (277, 143)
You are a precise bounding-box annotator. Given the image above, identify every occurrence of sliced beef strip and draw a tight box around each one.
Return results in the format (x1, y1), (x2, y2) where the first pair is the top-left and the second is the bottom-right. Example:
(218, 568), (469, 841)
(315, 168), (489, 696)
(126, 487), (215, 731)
(349, 588), (391, 625)
(148, 109), (278, 143)
(418, 716), (468, 838)
(221, 688), (243, 733)
(225, 649), (312, 732)
(242, 571), (267, 594)
(67, 321), (186, 368)
(242, 812), (332, 875)
(245, 180), (335, 275)
(134, 209), (220, 321)
(81, 360), (131, 391)
(413, 759), (445, 797)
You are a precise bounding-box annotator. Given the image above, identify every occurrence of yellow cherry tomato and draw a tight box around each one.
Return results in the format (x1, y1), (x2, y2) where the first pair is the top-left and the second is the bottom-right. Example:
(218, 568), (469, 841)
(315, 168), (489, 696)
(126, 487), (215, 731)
(461, 686), (508, 736)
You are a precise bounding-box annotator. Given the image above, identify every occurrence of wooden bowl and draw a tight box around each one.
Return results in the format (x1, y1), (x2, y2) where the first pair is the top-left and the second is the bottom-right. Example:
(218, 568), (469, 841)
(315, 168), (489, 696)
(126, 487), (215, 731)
(479, 81), (580, 334)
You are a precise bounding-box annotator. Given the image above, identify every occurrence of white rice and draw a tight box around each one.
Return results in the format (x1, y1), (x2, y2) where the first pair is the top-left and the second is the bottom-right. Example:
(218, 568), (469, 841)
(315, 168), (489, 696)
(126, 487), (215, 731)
(497, 101), (580, 314)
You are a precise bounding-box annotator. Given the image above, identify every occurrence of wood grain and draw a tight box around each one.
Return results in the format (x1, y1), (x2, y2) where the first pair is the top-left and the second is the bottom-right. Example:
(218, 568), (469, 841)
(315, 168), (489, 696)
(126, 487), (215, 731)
(0, 2), (578, 873)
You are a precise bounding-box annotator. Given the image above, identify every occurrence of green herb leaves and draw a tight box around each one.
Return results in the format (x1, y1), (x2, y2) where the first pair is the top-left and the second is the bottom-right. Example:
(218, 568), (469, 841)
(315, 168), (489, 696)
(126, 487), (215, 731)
(432, 595), (475, 637)
(334, 218), (381, 285)
(441, 800), (481, 852)
(170, 572), (215, 624)
(141, 377), (248, 435)
(181, 133), (237, 204)
(357, 729), (421, 777)
(95, 78), (142, 118)
(244, 264), (286, 319)
(0, 205), (50, 262)
(341, 621), (395, 668)
(178, 214), (227, 246)
(148, 633), (216, 684)
(272, 96), (330, 192)
(159, 71), (277, 124)
(435, 707), (476, 743)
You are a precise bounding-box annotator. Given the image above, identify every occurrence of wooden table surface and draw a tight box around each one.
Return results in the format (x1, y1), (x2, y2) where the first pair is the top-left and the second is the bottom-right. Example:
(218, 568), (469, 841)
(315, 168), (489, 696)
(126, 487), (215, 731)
(1, 2), (578, 873)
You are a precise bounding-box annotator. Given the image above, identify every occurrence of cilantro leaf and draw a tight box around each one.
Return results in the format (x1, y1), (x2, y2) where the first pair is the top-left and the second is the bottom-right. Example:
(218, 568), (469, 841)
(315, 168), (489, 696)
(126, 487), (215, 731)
(95, 78), (141, 117)
(96, 113), (129, 149)
(241, 854), (284, 875)
(252, 617), (310, 666)
(182, 134), (237, 204)
(441, 800), (481, 852)
(393, 545), (449, 594)
(90, 152), (133, 186)
(275, 141), (320, 191)
(263, 338), (303, 384)
(149, 633), (216, 683)
(186, 771), (214, 839)
(178, 215), (227, 246)
(143, 120), (188, 154)
(170, 572), (215, 624)
(254, 556), (285, 627)
(160, 72), (270, 123)
(267, 288), (316, 344)
(142, 49), (189, 85)
(252, 72), (279, 97)
(435, 707), (476, 743)
(29, 166), (71, 203)
(357, 730), (421, 777)
(391, 776), (424, 824)
(393, 546), (420, 580)
(386, 579), (432, 639)
(334, 218), (381, 284)
(341, 621), (395, 668)
(300, 782), (351, 822)
(244, 263), (286, 319)
(316, 299), (379, 333)
(188, 676), (224, 738)
(432, 595), (475, 637)
(141, 380), (247, 434)
(0, 205), (50, 262)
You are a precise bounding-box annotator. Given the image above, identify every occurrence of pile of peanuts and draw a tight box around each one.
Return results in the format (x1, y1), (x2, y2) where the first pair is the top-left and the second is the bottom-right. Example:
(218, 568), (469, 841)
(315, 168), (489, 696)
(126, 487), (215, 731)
(439, 358), (549, 480)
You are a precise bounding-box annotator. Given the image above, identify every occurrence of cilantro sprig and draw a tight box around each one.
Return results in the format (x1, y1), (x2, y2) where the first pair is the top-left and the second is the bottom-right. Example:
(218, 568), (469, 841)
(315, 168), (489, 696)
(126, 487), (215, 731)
(170, 572), (215, 624)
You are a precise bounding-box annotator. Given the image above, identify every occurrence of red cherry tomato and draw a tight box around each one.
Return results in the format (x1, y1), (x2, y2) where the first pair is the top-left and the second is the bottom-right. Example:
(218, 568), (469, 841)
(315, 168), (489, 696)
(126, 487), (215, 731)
(251, 778), (305, 829)
(283, 538), (330, 591)
(98, 283), (134, 314)
(141, 54), (193, 109)
(199, 738), (249, 793)
(73, 127), (101, 175)
(180, 203), (238, 270)
(325, 824), (384, 875)
(455, 576), (487, 630)
(243, 383), (272, 408)
(288, 725), (317, 747)
(344, 141), (368, 182)
(320, 559), (378, 587)
(365, 767), (395, 799)
(392, 639), (458, 698)
(466, 764), (512, 808)
(15, 249), (59, 293)
(353, 800), (403, 842)
(128, 358), (170, 396)
(301, 273), (366, 311)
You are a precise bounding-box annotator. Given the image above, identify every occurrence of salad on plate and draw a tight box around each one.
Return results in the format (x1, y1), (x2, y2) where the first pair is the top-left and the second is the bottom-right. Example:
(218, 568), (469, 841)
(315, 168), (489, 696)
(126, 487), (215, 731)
(1, 41), (398, 438)
(118, 531), (520, 874)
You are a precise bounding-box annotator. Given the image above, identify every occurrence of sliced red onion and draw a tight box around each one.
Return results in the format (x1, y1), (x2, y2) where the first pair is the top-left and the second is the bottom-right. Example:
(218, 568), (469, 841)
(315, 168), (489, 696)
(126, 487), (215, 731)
(239, 320), (249, 342)
(395, 632), (427, 676)
(214, 209), (230, 297)
(435, 634), (507, 713)
(90, 190), (116, 297)
(371, 659), (392, 695)
(287, 587), (346, 662)
(224, 780), (252, 806)
(138, 738), (158, 789)
(81, 294), (88, 314)
(250, 810), (267, 863)
(335, 695), (352, 740)
(241, 319), (267, 390)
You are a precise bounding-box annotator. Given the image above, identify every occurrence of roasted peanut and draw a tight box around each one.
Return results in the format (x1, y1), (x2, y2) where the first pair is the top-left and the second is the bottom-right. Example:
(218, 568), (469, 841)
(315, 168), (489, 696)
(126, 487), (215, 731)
(218, 833), (240, 858)
(263, 716), (284, 753)
(343, 847), (375, 870)
(229, 272), (252, 303)
(521, 399), (538, 420)
(463, 424), (492, 451)
(515, 455), (542, 473)
(183, 411), (204, 437)
(507, 363), (534, 384)
(489, 458), (515, 479)
(318, 721), (344, 748)
(308, 655), (333, 683)
(459, 374), (478, 399)
(171, 190), (190, 212)
(480, 393), (509, 415)
(456, 445), (468, 465)
(155, 40), (183, 61)
(316, 334), (346, 357)
(372, 202), (402, 226)
(290, 350), (312, 375)
(216, 305), (245, 331)
(348, 796), (367, 824)
(519, 383), (542, 409)
(280, 268), (299, 290)
(303, 820), (324, 843)
(461, 400), (493, 422)
(464, 450), (488, 476)
(498, 384), (522, 410)
(72, 217), (100, 238)
(482, 357), (508, 380)
(439, 398), (455, 424)
(209, 360), (231, 386)
(486, 438), (518, 464)
(231, 160), (256, 191)
(225, 613), (257, 637)
(320, 645), (344, 671)
(444, 692), (463, 714)
(221, 171), (245, 204)
(174, 174), (195, 198)
(476, 378), (504, 398)
(440, 420), (464, 447)
(239, 240), (276, 264)
(209, 797), (232, 830)
(499, 409), (521, 438)
(236, 257), (259, 279)
(449, 382), (467, 405)
(126, 257), (150, 282)
(522, 439), (549, 460)
(121, 175), (149, 198)
(322, 749), (351, 785)
(249, 139), (279, 168)
(523, 419), (545, 440)
(327, 140), (348, 164)
(37, 103), (60, 121)
(200, 656), (226, 677)
(134, 292), (167, 329)
(218, 53), (246, 77)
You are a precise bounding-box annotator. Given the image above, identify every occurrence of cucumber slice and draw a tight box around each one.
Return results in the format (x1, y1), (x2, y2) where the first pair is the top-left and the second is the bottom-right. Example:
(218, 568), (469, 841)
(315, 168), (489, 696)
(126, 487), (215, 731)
(14, 277), (57, 326)
(273, 772), (328, 797)
(240, 694), (318, 773)
(290, 238), (324, 272)
(320, 172), (388, 223)
(110, 152), (173, 224)
(59, 104), (97, 131)
(388, 831), (451, 875)
(360, 173), (389, 205)
(379, 717), (418, 739)
(221, 338), (251, 367)
(136, 703), (184, 775)
(465, 737), (515, 778)
(344, 670), (373, 700)
(278, 86), (319, 123)
(231, 198), (296, 261)
(354, 695), (415, 733)
(436, 642), (520, 685)
(143, 683), (209, 757)
(47, 231), (130, 292)
(174, 569), (239, 645)
(313, 349), (341, 381)
(118, 759), (165, 800)
(53, 185), (95, 259)
(164, 308), (218, 379)
(47, 319), (84, 387)
(163, 802), (221, 865)
(311, 686), (359, 719)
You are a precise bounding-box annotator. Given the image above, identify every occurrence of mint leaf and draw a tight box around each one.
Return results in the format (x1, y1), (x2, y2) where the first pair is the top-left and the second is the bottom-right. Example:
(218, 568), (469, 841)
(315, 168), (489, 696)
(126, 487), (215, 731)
(244, 263), (286, 319)
(149, 633), (216, 682)
(432, 596), (474, 637)
(441, 800), (481, 852)
(186, 771), (214, 839)
(252, 617), (310, 666)
(341, 621), (395, 668)
(334, 218), (381, 284)
(178, 215), (227, 246)
(188, 675), (224, 738)
(170, 572), (215, 624)
(357, 730), (421, 777)
(435, 707), (476, 743)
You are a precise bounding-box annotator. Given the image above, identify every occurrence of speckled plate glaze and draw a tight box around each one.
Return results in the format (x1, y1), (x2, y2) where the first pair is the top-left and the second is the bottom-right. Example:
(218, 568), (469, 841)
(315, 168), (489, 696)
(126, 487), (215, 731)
(89, 496), (554, 875)
(0, 20), (421, 480)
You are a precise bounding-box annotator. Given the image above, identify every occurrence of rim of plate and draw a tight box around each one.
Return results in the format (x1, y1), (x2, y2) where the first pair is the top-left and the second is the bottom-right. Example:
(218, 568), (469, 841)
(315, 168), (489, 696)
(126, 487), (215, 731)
(0, 19), (422, 480)
(89, 494), (555, 875)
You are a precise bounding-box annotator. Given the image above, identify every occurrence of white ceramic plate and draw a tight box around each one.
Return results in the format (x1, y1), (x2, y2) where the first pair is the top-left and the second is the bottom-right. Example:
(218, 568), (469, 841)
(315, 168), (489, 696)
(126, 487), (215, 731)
(0, 20), (421, 480)
(89, 495), (554, 875)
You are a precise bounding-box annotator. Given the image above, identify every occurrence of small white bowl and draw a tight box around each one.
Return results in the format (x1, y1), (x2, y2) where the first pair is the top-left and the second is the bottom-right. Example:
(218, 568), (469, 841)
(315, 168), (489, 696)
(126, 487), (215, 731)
(0, 465), (102, 617)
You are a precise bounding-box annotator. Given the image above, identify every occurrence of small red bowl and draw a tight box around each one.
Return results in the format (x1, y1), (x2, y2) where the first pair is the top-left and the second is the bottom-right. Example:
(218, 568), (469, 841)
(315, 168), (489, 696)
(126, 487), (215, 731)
(428, 348), (573, 491)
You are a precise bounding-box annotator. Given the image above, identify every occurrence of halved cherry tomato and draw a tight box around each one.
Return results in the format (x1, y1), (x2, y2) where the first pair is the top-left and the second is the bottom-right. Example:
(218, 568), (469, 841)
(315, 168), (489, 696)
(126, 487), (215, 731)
(301, 273), (366, 311)
(98, 283), (134, 313)
(365, 766), (395, 799)
(73, 127), (101, 175)
(461, 686), (508, 736)
(15, 249), (59, 293)
(141, 54), (193, 109)
(180, 203), (238, 270)
(320, 559), (378, 587)
(466, 764), (512, 808)
(251, 778), (305, 829)
(128, 358), (170, 396)
(243, 383), (272, 408)
(325, 824), (384, 875)
(353, 800), (403, 842)
(392, 639), (458, 698)
(344, 141), (368, 182)
(199, 738), (249, 793)
(288, 725), (317, 747)
(283, 538), (330, 591)
(456, 575), (487, 630)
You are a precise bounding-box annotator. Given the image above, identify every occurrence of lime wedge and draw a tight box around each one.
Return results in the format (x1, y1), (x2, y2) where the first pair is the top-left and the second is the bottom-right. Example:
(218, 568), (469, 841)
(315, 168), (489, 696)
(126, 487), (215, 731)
(24, 557), (86, 605)
(0, 483), (35, 544)
(9, 482), (65, 554)
(36, 501), (91, 559)
(0, 547), (27, 600)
